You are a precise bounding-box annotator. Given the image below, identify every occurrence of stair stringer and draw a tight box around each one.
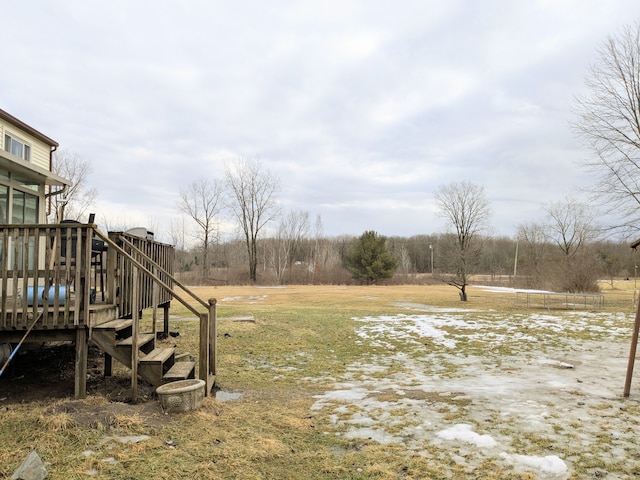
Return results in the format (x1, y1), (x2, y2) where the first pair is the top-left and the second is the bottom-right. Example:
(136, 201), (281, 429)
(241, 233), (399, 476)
(91, 316), (196, 386)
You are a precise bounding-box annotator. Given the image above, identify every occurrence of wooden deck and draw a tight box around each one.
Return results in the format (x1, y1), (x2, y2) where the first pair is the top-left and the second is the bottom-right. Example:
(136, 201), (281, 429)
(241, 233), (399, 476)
(1, 224), (216, 401)
(1, 224), (96, 332)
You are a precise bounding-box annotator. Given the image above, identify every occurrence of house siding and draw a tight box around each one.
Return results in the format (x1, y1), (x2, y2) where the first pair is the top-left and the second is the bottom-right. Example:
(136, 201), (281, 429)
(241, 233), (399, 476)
(0, 118), (52, 171)
(0, 110), (62, 225)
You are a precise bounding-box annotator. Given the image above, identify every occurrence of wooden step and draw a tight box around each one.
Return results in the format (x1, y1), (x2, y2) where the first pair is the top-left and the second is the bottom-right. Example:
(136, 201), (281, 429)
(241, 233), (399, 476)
(140, 347), (175, 366)
(91, 319), (134, 352)
(138, 347), (176, 385)
(90, 304), (120, 326)
(93, 318), (133, 331)
(117, 333), (155, 353)
(163, 361), (196, 382)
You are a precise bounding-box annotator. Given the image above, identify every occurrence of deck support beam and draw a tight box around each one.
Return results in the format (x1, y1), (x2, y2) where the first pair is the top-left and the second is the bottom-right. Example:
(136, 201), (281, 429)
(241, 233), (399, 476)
(75, 327), (87, 399)
(104, 352), (113, 377)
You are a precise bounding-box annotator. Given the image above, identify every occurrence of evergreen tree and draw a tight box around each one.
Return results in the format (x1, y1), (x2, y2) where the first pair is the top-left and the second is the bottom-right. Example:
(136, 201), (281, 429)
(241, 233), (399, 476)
(346, 231), (398, 284)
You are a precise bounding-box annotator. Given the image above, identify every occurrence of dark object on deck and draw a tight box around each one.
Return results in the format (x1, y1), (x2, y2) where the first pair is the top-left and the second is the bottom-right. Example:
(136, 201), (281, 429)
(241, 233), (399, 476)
(60, 219), (107, 301)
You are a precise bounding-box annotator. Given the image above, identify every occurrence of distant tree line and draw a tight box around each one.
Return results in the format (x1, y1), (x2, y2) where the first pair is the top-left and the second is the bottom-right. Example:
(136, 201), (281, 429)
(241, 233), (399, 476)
(171, 228), (638, 292)
(52, 152), (639, 295)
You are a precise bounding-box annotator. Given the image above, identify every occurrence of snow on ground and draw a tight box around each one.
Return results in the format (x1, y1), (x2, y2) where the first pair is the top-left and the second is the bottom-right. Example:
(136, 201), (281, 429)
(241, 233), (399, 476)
(220, 294), (268, 303)
(475, 286), (554, 294)
(307, 302), (638, 479)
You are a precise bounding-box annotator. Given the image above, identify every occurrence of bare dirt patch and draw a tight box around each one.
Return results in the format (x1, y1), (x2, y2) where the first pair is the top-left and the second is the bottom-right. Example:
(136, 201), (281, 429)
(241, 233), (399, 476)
(0, 342), (166, 426)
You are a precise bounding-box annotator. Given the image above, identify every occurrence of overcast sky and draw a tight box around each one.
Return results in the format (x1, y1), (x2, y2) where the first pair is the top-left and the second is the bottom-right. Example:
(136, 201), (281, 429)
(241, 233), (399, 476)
(4, 1), (640, 240)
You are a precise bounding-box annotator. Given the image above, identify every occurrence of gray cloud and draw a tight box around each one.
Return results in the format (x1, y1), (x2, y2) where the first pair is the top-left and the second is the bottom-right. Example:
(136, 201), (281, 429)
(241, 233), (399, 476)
(3, 0), (640, 238)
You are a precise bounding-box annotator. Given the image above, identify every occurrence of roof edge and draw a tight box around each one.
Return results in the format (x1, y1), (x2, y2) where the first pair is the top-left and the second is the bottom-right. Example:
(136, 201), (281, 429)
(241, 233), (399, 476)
(0, 108), (59, 148)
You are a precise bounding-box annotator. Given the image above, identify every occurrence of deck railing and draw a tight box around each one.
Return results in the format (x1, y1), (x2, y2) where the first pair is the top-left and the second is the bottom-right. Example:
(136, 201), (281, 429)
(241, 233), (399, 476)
(0, 224), (93, 330)
(0, 225), (216, 396)
(96, 230), (216, 395)
(106, 231), (174, 318)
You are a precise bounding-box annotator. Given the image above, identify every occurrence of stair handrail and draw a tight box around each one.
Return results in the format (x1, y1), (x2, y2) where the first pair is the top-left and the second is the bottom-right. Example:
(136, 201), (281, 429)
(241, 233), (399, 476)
(93, 229), (207, 316)
(116, 234), (209, 311)
(93, 228), (216, 398)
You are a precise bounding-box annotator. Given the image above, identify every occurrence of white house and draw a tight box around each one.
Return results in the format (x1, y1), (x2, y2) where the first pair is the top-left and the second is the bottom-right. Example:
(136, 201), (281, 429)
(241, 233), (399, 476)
(0, 108), (70, 224)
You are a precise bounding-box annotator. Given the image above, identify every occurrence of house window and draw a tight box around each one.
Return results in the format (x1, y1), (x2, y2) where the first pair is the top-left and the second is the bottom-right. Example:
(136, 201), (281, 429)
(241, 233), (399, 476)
(0, 185), (7, 222)
(11, 190), (38, 224)
(4, 133), (31, 161)
(13, 176), (40, 192)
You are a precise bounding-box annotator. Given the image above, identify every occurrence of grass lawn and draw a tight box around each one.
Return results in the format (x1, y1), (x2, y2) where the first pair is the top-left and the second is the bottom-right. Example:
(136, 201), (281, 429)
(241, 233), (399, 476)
(1, 282), (639, 479)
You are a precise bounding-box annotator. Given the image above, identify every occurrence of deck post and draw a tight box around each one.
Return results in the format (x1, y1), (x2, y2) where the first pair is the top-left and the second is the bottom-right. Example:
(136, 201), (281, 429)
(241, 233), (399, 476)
(199, 311), (209, 392)
(131, 265), (139, 403)
(163, 302), (170, 338)
(624, 296), (640, 397)
(209, 298), (217, 378)
(75, 327), (88, 399)
(104, 352), (113, 377)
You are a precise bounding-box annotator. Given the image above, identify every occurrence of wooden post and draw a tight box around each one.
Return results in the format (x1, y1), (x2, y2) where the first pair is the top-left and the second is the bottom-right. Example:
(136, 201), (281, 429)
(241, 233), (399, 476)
(104, 352), (112, 377)
(624, 238), (640, 398)
(163, 303), (170, 338)
(75, 327), (87, 399)
(209, 298), (217, 378)
(624, 297), (640, 397)
(151, 265), (158, 338)
(106, 234), (117, 304)
(131, 265), (139, 403)
(199, 311), (209, 391)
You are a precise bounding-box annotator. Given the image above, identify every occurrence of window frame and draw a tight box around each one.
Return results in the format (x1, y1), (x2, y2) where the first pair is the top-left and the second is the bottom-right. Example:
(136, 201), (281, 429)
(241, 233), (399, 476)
(4, 132), (32, 162)
(0, 170), (42, 225)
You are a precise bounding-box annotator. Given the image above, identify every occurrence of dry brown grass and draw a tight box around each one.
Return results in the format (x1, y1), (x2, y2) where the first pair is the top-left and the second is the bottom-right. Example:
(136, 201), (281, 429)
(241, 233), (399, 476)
(1, 281), (637, 479)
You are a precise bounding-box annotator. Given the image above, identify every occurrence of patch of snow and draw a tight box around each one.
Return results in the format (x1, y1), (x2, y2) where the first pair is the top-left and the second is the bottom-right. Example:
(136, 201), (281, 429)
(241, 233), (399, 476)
(311, 387), (369, 409)
(98, 435), (149, 447)
(436, 424), (497, 448)
(306, 307), (636, 477)
(475, 285), (554, 294)
(393, 302), (477, 313)
(220, 295), (268, 302)
(344, 427), (398, 444)
(537, 358), (574, 369)
(500, 452), (568, 476)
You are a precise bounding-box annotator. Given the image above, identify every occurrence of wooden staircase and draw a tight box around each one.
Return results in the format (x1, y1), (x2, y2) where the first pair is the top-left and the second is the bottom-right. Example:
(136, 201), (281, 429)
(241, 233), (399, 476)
(91, 313), (196, 387)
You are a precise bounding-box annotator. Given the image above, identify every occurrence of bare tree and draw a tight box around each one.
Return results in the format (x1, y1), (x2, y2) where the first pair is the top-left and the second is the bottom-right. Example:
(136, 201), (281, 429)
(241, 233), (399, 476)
(178, 178), (223, 279)
(435, 181), (491, 301)
(269, 209), (310, 284)
(515, 221), (549, 288)
(48, 149), (97, 222)
(168, 217), (191, 272)
(544, 197), (601, 292)
(310, 214), (324, 283)
(544, 197), (598, 258)
(573, 22), (640, 235)
(225, 157), (280, 282)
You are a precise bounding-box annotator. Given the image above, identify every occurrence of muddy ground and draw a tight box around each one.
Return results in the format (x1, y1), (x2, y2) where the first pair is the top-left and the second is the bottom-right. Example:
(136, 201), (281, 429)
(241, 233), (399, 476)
(0, 342), (165, 425)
